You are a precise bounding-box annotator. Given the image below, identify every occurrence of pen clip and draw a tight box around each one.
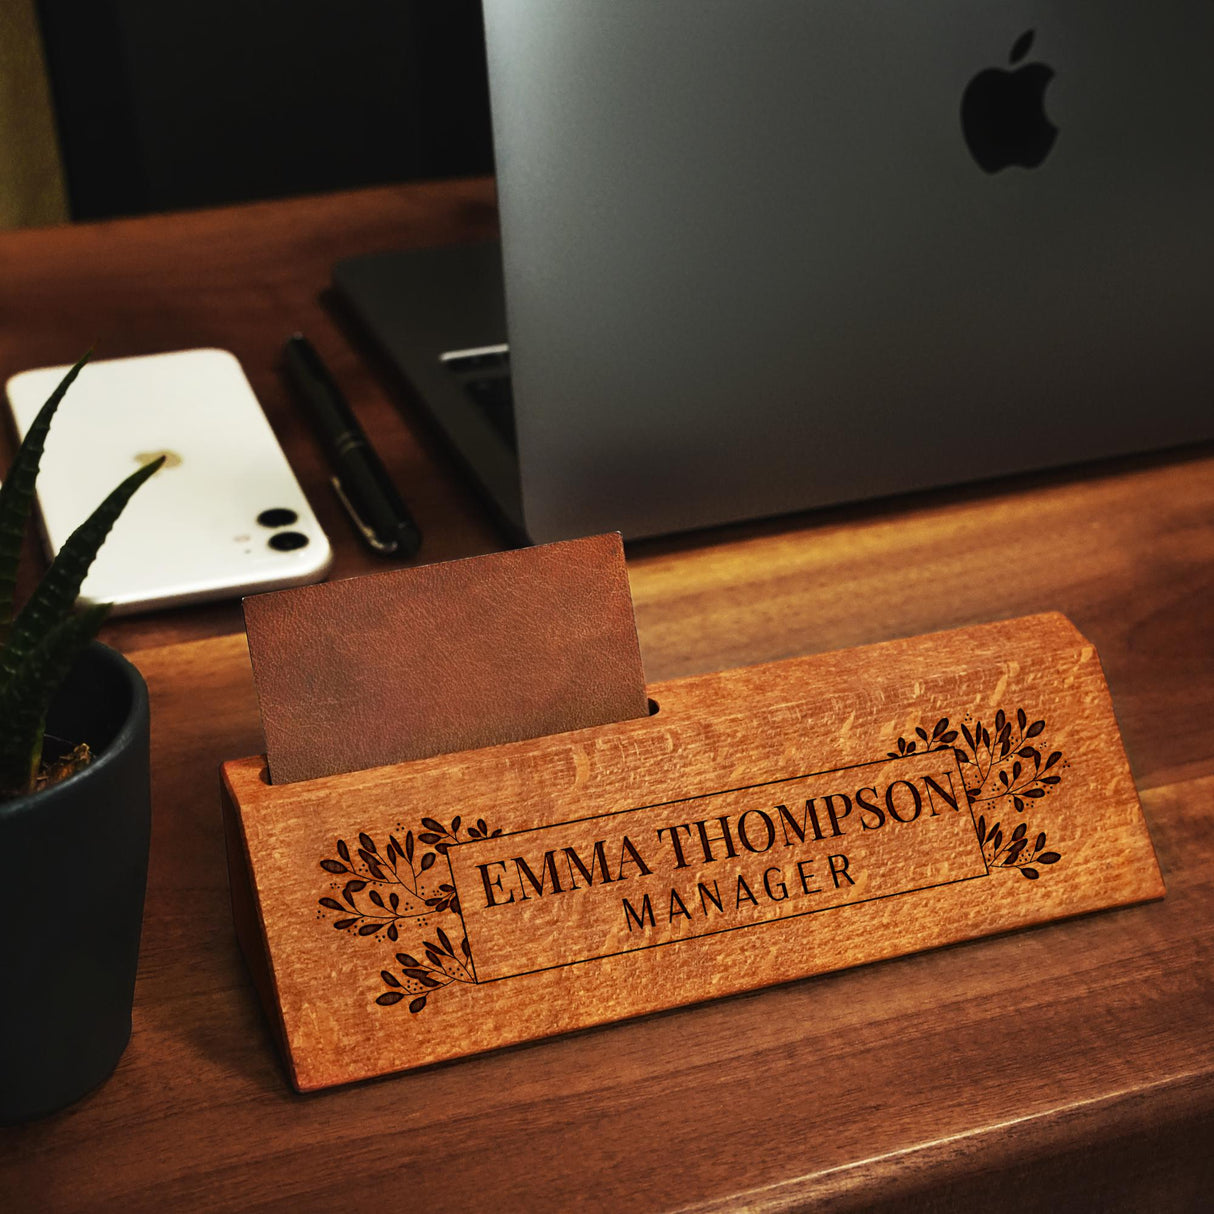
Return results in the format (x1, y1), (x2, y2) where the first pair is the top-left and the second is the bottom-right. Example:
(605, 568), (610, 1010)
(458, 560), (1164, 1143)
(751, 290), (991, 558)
(330, 475), (399, 555)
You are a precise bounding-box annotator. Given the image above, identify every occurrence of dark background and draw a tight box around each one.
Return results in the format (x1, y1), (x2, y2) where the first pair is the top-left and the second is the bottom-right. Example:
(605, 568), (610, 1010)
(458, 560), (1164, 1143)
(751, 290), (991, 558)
(36, 0), (494, 221)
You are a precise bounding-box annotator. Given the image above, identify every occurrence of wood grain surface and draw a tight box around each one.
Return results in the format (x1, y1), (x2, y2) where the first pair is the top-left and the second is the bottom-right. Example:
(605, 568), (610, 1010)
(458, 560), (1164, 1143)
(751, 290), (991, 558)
(223, 613), (1162, 1090)
(1, 182), (1212, 1212)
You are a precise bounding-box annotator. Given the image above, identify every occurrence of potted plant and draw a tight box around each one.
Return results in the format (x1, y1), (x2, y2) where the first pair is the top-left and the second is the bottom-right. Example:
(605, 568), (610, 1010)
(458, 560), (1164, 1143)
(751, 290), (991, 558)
(0, 355), (163, 1122)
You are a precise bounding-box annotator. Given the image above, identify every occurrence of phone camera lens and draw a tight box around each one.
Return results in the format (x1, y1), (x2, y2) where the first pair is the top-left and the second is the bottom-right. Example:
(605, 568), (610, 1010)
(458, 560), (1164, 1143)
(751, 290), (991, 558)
(268, 531), (309, 551)
(258, 508), (298, 528)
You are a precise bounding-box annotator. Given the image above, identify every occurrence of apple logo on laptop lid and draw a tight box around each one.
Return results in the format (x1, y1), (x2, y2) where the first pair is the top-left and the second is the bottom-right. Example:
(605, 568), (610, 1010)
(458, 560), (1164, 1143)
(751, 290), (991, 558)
(961, 30), (1059, 173)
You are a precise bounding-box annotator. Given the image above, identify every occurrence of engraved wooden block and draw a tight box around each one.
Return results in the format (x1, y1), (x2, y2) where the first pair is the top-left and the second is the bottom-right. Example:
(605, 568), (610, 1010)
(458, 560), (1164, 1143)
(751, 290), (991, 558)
(220, 612), (1163, 1092)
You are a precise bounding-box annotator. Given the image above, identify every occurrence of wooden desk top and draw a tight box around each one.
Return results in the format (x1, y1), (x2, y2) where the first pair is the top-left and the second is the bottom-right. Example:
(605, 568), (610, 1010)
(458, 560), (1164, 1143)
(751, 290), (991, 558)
(1, 181), (1212, 1212)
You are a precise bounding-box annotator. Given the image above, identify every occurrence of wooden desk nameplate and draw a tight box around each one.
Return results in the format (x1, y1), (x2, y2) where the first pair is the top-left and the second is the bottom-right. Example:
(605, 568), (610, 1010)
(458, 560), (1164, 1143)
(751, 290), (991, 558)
(220, 612), (1163, 1092)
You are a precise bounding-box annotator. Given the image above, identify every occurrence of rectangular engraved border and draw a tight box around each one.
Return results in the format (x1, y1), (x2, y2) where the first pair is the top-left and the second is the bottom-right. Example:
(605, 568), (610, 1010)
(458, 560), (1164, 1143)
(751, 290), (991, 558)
(446, 750), (987, 983)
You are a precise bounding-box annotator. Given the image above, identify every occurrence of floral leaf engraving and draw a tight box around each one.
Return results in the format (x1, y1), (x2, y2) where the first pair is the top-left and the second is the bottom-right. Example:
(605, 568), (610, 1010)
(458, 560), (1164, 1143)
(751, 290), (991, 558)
(316, 814), (495, 1012)
(900, 709), (1066, 878)
(984, 823), (1061, 878)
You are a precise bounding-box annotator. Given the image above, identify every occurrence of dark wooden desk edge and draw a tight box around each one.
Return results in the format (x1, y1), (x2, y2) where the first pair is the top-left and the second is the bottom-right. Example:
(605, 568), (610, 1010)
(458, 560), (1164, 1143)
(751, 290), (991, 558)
(0, 180), (1211, 1213)
(679, 1071), (1214, 1213)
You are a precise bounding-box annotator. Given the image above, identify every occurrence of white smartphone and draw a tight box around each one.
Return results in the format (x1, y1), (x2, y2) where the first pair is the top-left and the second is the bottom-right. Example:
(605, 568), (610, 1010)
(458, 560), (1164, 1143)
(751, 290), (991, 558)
(5, 348), (332, 614)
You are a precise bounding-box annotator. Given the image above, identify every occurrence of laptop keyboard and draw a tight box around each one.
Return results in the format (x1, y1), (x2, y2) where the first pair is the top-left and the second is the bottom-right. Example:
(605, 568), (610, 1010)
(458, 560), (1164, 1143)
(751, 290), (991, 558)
(440, 345), (516, 451)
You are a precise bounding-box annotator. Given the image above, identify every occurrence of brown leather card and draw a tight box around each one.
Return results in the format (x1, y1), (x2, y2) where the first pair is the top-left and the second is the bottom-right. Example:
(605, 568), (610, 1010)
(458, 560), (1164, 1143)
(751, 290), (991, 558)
(243, 533), (648, 784)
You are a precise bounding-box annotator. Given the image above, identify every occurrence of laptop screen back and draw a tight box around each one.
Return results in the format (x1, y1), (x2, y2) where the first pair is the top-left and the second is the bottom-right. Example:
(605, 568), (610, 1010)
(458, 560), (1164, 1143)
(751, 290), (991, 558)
(484, 0), (1214, 542)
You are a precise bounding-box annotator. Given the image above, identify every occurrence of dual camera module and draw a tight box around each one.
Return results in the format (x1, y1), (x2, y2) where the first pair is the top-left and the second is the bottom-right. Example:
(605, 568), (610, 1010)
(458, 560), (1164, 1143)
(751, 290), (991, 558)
(256, 508), (310, 552)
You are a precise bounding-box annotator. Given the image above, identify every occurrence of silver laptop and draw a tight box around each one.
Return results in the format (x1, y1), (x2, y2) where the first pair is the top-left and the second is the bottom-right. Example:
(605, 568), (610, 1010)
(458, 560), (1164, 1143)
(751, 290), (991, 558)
(334, 1), (1214, 545)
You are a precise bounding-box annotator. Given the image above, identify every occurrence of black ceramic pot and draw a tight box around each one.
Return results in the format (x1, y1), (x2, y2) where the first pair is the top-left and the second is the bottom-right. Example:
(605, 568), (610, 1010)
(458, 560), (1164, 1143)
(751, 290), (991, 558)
(0, 641), (151, 1122)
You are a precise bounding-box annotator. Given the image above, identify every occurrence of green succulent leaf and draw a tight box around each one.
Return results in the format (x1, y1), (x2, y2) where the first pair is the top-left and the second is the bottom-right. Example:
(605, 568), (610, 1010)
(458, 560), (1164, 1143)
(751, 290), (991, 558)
(0, 354), (91, 644)
(0, 454), (164, 692)
(0, 602), (110, 796)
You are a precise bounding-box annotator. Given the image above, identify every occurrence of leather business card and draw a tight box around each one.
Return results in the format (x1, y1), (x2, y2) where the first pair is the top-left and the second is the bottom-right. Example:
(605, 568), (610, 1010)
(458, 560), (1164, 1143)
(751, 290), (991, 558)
(243, 533), (648, 783)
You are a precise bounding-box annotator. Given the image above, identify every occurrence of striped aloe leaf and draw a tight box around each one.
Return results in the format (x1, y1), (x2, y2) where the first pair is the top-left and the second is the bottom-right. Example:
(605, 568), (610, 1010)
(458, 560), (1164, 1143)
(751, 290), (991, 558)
(0, 454), (164, 691)
(0, 603), (110, 795)
(0, 354), (90, 644)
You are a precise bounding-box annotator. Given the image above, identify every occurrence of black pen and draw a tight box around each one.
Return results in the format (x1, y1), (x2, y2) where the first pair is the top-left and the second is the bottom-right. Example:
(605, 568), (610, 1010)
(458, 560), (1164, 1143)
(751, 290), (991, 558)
(282, 334), (421, 559)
